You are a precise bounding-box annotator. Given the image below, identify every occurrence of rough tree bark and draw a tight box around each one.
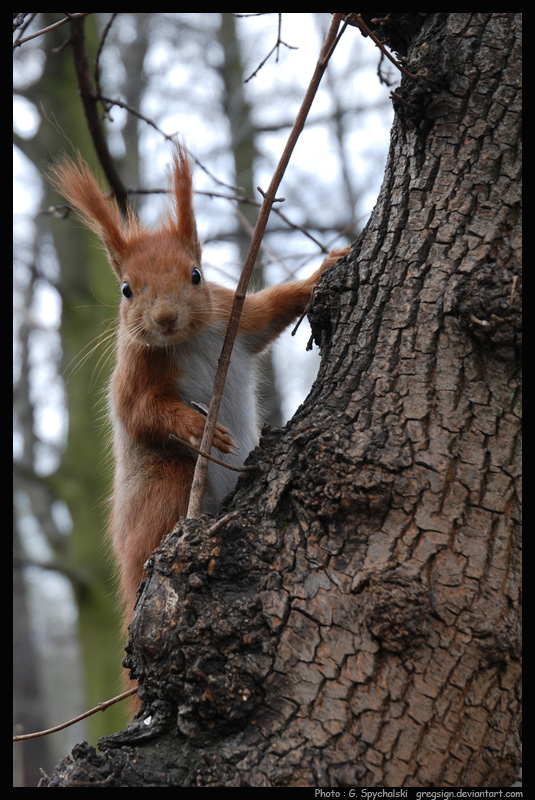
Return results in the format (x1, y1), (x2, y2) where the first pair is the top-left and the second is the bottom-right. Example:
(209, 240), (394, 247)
(40, 13), (521, 788)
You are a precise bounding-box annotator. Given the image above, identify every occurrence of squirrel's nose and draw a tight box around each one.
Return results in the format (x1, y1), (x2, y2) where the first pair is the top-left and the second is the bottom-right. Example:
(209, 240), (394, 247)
(155, 311), (177, 327)
(153, 305), (179, 331)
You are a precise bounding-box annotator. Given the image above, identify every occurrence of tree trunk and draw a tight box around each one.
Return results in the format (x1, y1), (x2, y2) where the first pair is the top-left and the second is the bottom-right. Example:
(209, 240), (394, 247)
(40, 13), (521, 788)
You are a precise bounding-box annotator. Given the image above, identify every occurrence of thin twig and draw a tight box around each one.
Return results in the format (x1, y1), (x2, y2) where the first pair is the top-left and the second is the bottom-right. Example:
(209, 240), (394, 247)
(13, 687), (137, 742)
(291, 307), (310, 337)
(13, 13), (92, 50)
(169, 434), (255, 472)
(98, 94), (177, 141)
(348, 14), (418, 81)
(95, 15), (119, 104)
(205, 511), (240, 536)
(186, 13), (347, 518)
(244, 13), (298, 82)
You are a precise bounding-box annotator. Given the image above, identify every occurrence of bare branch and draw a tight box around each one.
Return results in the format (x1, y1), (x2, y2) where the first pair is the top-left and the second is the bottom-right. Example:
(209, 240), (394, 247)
(13, 688), (137, 742)
(13, 13), (93, 50)
(186, 13), (347, 518)
(69, 17), (130, 215)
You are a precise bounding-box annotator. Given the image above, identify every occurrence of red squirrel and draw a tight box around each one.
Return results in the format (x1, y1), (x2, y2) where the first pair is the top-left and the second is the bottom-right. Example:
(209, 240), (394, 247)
(50, 146), (348, 625)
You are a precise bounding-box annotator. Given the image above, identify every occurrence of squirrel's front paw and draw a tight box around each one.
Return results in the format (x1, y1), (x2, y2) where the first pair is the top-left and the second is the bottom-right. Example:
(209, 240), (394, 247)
(190, 401), (236, 454)
(321, 245), (351, 271)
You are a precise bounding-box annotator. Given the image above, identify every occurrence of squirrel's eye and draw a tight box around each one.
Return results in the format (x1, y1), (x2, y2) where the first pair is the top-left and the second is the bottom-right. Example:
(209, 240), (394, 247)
(191, 268), (202, 285)
(122, 282), (133, 299)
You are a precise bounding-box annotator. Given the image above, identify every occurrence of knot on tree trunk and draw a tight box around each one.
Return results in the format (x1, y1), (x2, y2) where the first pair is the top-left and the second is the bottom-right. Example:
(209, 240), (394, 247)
(453, 261), (521, 355)
(358, 573), (431, 653)
(123, 517), (276, 743)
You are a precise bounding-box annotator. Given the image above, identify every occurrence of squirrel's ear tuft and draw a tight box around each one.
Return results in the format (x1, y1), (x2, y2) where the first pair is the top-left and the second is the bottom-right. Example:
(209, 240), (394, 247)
(48, 153), (136, 277)
(167, 144), (202, 263)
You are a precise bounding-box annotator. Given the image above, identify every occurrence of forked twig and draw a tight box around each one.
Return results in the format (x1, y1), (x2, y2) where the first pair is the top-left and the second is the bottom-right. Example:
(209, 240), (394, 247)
(243, 13), (298, 83)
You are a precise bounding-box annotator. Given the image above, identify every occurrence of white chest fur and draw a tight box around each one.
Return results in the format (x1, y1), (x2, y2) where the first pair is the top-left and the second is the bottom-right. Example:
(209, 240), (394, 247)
(175, 323), (260, 512)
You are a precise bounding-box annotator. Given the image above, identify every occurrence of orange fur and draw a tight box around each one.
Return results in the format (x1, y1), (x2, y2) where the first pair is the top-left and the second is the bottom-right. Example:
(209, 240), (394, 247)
(50, 145), (348, 631)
